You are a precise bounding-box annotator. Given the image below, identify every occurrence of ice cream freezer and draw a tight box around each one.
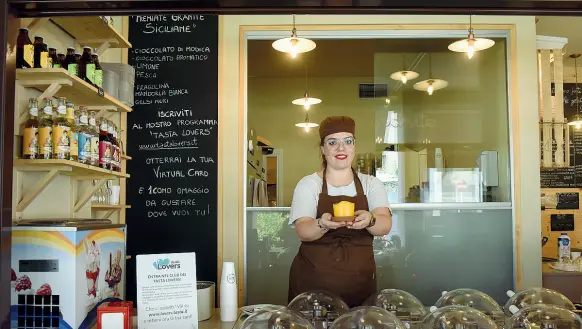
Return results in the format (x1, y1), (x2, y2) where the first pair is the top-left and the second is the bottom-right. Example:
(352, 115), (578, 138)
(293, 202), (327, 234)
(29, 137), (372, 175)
(10, 219), (126, 329)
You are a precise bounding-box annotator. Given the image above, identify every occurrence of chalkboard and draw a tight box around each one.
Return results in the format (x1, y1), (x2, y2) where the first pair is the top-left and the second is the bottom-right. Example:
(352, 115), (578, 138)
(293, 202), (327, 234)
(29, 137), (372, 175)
(550, 214), (575, 231)
(126, 14), (218, 303)
(541, 83), (582, 188)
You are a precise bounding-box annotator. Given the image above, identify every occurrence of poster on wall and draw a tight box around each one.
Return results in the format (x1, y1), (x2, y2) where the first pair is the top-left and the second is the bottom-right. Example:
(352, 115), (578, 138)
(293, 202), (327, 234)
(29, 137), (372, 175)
(136, 253), (198, 329)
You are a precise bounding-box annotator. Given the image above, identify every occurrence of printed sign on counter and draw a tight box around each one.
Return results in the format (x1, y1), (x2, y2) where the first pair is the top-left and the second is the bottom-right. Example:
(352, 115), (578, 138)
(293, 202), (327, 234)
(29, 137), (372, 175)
(137, 252), (198, 329)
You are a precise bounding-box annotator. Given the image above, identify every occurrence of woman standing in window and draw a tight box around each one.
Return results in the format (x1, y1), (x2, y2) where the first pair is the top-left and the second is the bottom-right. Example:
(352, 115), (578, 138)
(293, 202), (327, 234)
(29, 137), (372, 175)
(288, 116), (392, 307)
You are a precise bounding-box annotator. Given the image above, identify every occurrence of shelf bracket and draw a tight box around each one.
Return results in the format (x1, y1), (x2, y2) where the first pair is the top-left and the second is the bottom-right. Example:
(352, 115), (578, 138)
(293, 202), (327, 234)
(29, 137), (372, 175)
(17, 81), (72, 127)
(99, 210), (116, 219)
(73, 178), (107, 213)
(16, 169), (59, 212)
(26, 18), (50, 36)
(95, 40), (113, 56)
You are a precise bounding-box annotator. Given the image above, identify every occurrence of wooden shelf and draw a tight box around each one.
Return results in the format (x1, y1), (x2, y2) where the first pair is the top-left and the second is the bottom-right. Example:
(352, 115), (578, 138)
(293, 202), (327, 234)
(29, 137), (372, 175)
(14, 159), (130, 179)
(51, 16), (132, 51)
(121, 154), (132, 160)
(16, 68), (132, 113)
(92, 204), (131, 209)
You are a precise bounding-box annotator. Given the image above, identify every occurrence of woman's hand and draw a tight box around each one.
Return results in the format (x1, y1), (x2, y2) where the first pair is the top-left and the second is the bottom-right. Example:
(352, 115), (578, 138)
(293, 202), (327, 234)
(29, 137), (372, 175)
(320, 213), (347, 230)
(348, 210), (372, 229)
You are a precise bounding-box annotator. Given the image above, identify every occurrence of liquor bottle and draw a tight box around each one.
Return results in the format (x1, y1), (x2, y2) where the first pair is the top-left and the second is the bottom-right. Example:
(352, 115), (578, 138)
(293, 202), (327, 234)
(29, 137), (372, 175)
(79, 46), (96, 85)
(57, 52), (65, 68)
(112, 123), (120, 172)
(38, 98), (53, 159)
(33, 36), (44, 68)
(22, 98), (39, 159)
(16, 28), (34, 69)
(49, 47), (59, 68)
(52, 97), (71, 160)
(67, 102), (78, 161)
(75, 52), (81, 63)
(99, 117), (112, 170)
(64, 47), (78, 76)
(88, 111), (100, 166)
(91, 51), (103, 88)
(77, 107), (91, 164)
(41, 42), (49, 68)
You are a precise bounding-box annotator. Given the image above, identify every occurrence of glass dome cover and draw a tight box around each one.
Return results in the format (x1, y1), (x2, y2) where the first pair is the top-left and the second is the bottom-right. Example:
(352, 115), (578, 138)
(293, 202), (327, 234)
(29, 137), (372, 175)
(365, 289), (427, 322)
(504, 288), (575, 315)
(239, 306), (314, 329)
(330, 306), (409, 329)
(504, 304), (582, 329)
(422, 305), (498, 329)
(435, 289), (503, 315)
(288, 290), (350, 324)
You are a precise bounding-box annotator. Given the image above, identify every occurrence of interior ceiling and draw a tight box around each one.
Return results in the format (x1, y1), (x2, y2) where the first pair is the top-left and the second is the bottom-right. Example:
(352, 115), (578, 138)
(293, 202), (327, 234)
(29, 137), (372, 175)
(536, 16), (582, 64)
(247, 38), (462, 78)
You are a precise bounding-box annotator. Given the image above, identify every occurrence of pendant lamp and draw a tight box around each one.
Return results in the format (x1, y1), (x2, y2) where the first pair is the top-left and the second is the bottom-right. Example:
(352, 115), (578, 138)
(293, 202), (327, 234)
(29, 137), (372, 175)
(292, 61), (322, 110)
(390, 54), (419, 84)
(272, 14), (316, 59)
(448, 16), (495, 59)
(413, 53), (448, 95)
(568, 54), (582, 128)
(295, 112), (319, 132)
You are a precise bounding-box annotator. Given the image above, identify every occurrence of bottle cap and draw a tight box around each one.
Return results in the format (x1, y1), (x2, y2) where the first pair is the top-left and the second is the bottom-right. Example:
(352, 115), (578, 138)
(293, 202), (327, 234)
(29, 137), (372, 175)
(83, 46), (92, 50)
(19, 28), (28, 31)
(67, 47), (75, 50)
(506, 290), (515, 297)
(49, 47), (56, 51)
(508, 305), (520, 314)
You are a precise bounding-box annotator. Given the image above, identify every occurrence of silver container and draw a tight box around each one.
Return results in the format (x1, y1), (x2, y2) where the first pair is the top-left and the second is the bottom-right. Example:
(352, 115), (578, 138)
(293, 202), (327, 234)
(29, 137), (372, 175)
(197, 281), (215, 321)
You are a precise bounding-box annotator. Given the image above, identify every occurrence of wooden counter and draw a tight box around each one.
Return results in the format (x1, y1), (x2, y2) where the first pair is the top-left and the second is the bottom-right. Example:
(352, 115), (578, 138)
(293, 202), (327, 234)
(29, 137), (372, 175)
(542, 263), (582, 303)
(128, 309), (241, 329)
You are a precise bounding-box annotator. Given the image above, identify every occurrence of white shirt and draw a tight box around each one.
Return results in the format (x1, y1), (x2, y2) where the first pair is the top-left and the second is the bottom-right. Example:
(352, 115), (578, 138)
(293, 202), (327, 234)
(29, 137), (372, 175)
(289, 172), (390, 225)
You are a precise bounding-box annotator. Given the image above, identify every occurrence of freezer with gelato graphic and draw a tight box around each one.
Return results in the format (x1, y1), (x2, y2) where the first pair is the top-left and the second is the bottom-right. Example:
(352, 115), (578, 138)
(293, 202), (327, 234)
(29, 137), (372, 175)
(10, 222), (126, 329)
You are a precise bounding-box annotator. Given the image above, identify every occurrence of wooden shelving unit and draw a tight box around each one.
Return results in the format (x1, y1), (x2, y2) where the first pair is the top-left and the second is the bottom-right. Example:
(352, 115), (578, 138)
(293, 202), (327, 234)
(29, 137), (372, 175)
(14, 159), (130, 178)
(92, 204), (131, 209)
(120, 154), (132, 160)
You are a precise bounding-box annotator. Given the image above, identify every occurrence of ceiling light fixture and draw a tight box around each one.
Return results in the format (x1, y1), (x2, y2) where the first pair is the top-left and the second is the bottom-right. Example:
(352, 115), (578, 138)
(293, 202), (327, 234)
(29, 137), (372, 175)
(390, 54), (419, 84)
(295, 112), (319, 132)
(272, 14), (316, 59)
(413, 53), (448, 95)
(292, 60), (321, 110)
(448, 15), (495, 59)
(568, 54), (582, 129)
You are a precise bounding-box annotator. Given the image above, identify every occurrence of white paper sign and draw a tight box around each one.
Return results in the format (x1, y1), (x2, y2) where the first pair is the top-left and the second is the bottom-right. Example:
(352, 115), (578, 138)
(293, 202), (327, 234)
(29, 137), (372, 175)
(137, 252), (198, 329)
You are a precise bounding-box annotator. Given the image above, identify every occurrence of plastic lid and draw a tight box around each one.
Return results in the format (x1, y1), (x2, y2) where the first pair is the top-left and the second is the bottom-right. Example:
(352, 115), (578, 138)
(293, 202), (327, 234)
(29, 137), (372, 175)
(239, 306), (314, 329)
(503, 287), (575, 315)
(421, 305), (497, 329)
(330, 306), (408, 329)
(364, 289), (427, 321)
(504, 304), (582, 329)
(435, 289), (502, 316)
(288, 291), (349, 323)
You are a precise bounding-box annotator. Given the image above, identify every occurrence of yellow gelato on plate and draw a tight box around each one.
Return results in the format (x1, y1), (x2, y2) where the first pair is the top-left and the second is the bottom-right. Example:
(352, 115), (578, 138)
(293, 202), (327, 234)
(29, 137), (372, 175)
(332, 201), (355, 222)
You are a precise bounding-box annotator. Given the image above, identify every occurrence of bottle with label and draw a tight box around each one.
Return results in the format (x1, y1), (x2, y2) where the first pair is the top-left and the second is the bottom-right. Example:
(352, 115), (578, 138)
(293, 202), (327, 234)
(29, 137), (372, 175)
(77, 107), (91, 164)
(48, 47), (59, 68)
(64, 47), (78, 76)
(75, 52), (81, 63)
(91, 51), (103, 88)
(79, 46), (96, 85)
(22, 98), (39, 159)
(41, 43), (50, 68)
(88, 111), (100, 166)
(16, 28), (34, 68)
(38, 98), (54, 159)
(57, 52), (65, 68)
(558, 233), (571, 262)
(67, 102), (78, 161)
(52, 97), (71, 160)
(112, 123), (121, 172)
(99, 117), (112, 169)
(33, 36), (48, 68)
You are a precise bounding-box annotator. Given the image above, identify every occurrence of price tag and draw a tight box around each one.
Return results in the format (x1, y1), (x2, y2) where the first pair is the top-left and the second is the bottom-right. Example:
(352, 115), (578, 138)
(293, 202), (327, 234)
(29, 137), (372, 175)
(97, 87), (105, 98)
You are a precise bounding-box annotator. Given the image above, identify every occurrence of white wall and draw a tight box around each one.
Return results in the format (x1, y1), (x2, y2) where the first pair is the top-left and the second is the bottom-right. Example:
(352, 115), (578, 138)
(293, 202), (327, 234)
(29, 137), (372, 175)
(220, 15), (541, 291)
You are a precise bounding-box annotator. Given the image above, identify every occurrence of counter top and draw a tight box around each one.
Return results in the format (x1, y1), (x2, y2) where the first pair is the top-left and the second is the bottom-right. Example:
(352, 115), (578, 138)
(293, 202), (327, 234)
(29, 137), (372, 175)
(126, 309), (240, 329)
(542, 263), (582, 276)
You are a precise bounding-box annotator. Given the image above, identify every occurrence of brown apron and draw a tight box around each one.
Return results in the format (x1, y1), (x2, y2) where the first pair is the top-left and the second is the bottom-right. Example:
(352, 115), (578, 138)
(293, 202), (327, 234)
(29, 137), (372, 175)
(288, 169), (376, 308)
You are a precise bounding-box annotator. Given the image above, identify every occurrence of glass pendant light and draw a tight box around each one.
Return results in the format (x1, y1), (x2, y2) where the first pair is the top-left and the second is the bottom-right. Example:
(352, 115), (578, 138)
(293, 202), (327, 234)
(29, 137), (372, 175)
(568, 54), (582, 128)
(292, 60), (321, 110)
(448, 16), (495, 59)
(390, 54), (419, 84)
(295, 112), (319, 132)
(413, 53), (448, 95)
(272, 14), (316, 59)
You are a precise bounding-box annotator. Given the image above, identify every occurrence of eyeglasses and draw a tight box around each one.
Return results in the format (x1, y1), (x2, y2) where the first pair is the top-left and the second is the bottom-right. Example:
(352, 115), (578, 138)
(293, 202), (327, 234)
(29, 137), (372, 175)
(324, 137), (356, 149)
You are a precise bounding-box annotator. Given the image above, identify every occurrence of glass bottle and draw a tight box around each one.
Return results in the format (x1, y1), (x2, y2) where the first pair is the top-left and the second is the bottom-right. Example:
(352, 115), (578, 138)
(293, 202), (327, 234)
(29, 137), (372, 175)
(33, 36), (45, 68)
(77, 107), (91, 164)
(79, 46), (96, 85)
(112, 123), (120, 172)
(48, 47), (59, 68)
(57, 52), (66, 68)
(16, 28), (34, 68)
(41, 42), (49, 68)
(22, 98), (39, 159)
(88, 111), (100, 166)
(52, 97), (71, 160)
(38, 98), (53, 159)
(99, 117), (112, 170)
(91, 51), (103, 88)
(64, 47), (78, 76)
(75, 52), (81, 63)
(67, 102), (78, 161)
